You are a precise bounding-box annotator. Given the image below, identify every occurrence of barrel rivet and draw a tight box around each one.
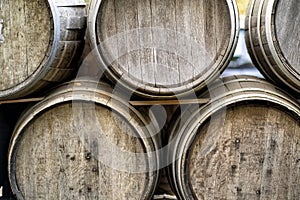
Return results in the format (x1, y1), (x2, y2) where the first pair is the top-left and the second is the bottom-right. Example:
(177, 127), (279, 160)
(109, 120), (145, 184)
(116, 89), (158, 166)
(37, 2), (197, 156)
(0, 19), (5, 43)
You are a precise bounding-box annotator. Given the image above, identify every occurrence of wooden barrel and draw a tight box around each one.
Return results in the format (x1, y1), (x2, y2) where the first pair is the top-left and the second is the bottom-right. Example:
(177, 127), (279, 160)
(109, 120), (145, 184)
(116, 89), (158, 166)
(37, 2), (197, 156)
(167, 76), (300, 199)
(88, 0), (239, 99)
(0, 0), (86, 99)
(245, 0), (300, 98)
(8, 80), (161, 200)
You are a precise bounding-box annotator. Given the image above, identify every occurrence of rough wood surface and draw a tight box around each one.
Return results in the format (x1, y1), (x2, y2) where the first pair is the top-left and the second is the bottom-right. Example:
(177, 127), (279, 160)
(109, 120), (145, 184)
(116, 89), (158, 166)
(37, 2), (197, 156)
(0, 0), (51, 90)
(15, 103), (148, 199)
(188, 104), (300, 199)
(245, 0), (300, 97)
(167, 76), (300, 199)
(275, 0), (300, 74)
(0, 0), (86, 99)
(8, 81), (160, 200)
(91, 0), (238, 97)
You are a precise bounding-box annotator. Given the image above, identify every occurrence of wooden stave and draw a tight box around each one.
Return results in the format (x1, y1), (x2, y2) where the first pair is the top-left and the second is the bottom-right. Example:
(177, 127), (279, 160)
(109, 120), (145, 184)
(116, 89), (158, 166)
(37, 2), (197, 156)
(245, 0), (300, 97)
(245, 0), (292, 91)
(167, 75), (300, 199)
(261, 0), (300, 95)
(0, 0), (87, 100)
(244, 0), (264, 72)
(88, 0), (240, 99)
(8, 80), (161, 200)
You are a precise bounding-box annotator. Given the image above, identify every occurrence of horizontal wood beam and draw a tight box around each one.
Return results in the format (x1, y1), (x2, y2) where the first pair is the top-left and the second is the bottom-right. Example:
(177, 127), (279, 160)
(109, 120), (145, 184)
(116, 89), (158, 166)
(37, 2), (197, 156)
(0, 97), (45, 105)
(0, 97), (211, 106)
(129, 98), (210, 106)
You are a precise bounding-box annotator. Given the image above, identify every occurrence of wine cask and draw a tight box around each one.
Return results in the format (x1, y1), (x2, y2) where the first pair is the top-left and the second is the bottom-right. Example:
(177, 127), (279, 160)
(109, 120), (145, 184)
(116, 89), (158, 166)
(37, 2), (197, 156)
(8, 80), (160, 200)
(0, 0), (86, 99)
(167, 76), (300, 199)
(245, 0), (300, 97)
(88, 0), (239, 99)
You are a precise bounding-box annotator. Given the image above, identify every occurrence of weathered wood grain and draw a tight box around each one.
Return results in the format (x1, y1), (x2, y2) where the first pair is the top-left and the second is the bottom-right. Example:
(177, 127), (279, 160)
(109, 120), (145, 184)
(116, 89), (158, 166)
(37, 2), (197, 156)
(275, 0), (300, 74)
(0, 0), (86, 99)
(167, 76), (300, 199)
(0, 0), (51, 90)
(15, 103), (148, 199)
(91, 0), (239, 98)
(188, 104), (300, 199)
(8, 80), (160, 200)
(245, 0), (300, 97)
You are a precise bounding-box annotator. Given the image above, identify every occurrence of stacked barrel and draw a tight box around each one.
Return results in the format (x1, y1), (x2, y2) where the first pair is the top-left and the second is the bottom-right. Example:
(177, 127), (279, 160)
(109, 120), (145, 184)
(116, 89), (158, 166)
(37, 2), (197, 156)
(88, 0), (239, 99)
(0, 0), (87, 99)
(0, 0), (299, 199)
(0, 0), (87, 199)
(167, 0), (300, 199)
(167, 75), (300, 199)
(245, 0), (300, 98)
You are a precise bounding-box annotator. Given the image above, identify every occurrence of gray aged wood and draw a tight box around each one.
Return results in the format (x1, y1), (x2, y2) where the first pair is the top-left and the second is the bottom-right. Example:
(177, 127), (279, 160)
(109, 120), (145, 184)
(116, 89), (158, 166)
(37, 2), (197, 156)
(88, 0), (239, 99)
(8, 80), (160, 200)
(245, 0), (300, 97)
(0, 0), (86, 99)
(167, 76), (300, 199)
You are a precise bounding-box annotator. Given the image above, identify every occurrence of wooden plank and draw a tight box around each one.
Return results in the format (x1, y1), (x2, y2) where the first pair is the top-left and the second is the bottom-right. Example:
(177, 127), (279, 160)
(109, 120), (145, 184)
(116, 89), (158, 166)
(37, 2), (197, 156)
(175, 0), (193, 84)
(124, 0), (142, 82)
(129, 98), (210, 106)
(0, 97), (44, 105)
(138, 0), (156, 86)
